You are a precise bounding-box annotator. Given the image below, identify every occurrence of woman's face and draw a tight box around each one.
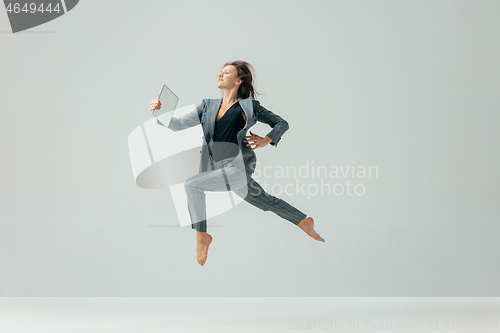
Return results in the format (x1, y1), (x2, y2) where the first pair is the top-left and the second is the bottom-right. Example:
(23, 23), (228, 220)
(217, 65), (241, 89)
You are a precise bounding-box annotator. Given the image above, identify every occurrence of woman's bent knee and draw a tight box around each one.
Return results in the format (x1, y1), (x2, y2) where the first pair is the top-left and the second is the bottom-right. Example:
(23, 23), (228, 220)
(184, 179), (199, 191)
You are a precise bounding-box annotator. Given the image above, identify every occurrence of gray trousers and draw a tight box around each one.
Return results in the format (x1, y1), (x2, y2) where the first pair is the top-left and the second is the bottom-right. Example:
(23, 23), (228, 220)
(184, 155), (308, 232)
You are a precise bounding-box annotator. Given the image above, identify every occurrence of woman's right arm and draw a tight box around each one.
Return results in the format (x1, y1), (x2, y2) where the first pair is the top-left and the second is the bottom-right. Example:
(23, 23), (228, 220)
(150, 98), (207, 131)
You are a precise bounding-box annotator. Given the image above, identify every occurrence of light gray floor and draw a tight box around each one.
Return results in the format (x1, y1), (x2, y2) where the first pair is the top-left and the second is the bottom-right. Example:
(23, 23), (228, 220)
(0, 298), (499, 333)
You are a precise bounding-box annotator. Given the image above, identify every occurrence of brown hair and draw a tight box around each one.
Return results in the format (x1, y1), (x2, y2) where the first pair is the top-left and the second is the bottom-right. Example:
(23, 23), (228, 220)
(222, 60), (264, 100)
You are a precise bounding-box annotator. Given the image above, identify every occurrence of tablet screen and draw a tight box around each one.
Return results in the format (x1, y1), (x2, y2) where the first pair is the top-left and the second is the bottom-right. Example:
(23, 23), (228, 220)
(154, 84), (179, 116)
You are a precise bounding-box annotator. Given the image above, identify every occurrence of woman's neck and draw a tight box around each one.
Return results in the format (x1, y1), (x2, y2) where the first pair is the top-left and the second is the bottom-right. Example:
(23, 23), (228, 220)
(221, 89), (239, 107)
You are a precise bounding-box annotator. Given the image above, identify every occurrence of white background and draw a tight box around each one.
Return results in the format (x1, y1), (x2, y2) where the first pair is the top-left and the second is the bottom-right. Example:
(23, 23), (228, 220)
(1, 0), (499, 296)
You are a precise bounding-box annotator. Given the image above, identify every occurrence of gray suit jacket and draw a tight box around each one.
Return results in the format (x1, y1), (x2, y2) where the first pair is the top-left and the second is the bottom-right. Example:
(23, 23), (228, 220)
(165, 96), (289, 174)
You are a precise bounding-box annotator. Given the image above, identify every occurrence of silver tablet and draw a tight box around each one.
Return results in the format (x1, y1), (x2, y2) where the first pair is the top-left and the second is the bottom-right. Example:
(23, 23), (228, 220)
(153, 84), (179, 117)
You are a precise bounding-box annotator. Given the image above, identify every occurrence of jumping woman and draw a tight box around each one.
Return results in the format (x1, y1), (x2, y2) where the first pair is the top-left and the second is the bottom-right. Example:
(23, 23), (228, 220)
(150, 60), (324, 266)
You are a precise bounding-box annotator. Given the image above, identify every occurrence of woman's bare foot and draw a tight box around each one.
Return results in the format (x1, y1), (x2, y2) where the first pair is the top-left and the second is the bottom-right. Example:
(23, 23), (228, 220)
(298, 217), (325, 242)
(196, 232), (213, 266)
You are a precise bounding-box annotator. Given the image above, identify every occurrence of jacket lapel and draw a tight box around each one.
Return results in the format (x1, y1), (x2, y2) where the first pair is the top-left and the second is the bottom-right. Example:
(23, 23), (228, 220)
(207, 98), (222, 140)
(238, 96), (252, 129)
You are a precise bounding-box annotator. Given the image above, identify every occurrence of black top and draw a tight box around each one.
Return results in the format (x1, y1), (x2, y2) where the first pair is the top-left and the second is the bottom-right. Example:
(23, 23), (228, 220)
(212, 101), (246, 162)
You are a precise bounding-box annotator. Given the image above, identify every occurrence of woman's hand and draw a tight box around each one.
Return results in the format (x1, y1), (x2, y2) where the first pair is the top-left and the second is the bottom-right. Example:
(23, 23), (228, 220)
(244, 131), (273, 151)
(150, 95), (161, 112)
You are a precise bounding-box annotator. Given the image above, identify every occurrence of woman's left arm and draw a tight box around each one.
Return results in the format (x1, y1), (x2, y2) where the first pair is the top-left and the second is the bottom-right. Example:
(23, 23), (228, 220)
(253, 100), (289, 147)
